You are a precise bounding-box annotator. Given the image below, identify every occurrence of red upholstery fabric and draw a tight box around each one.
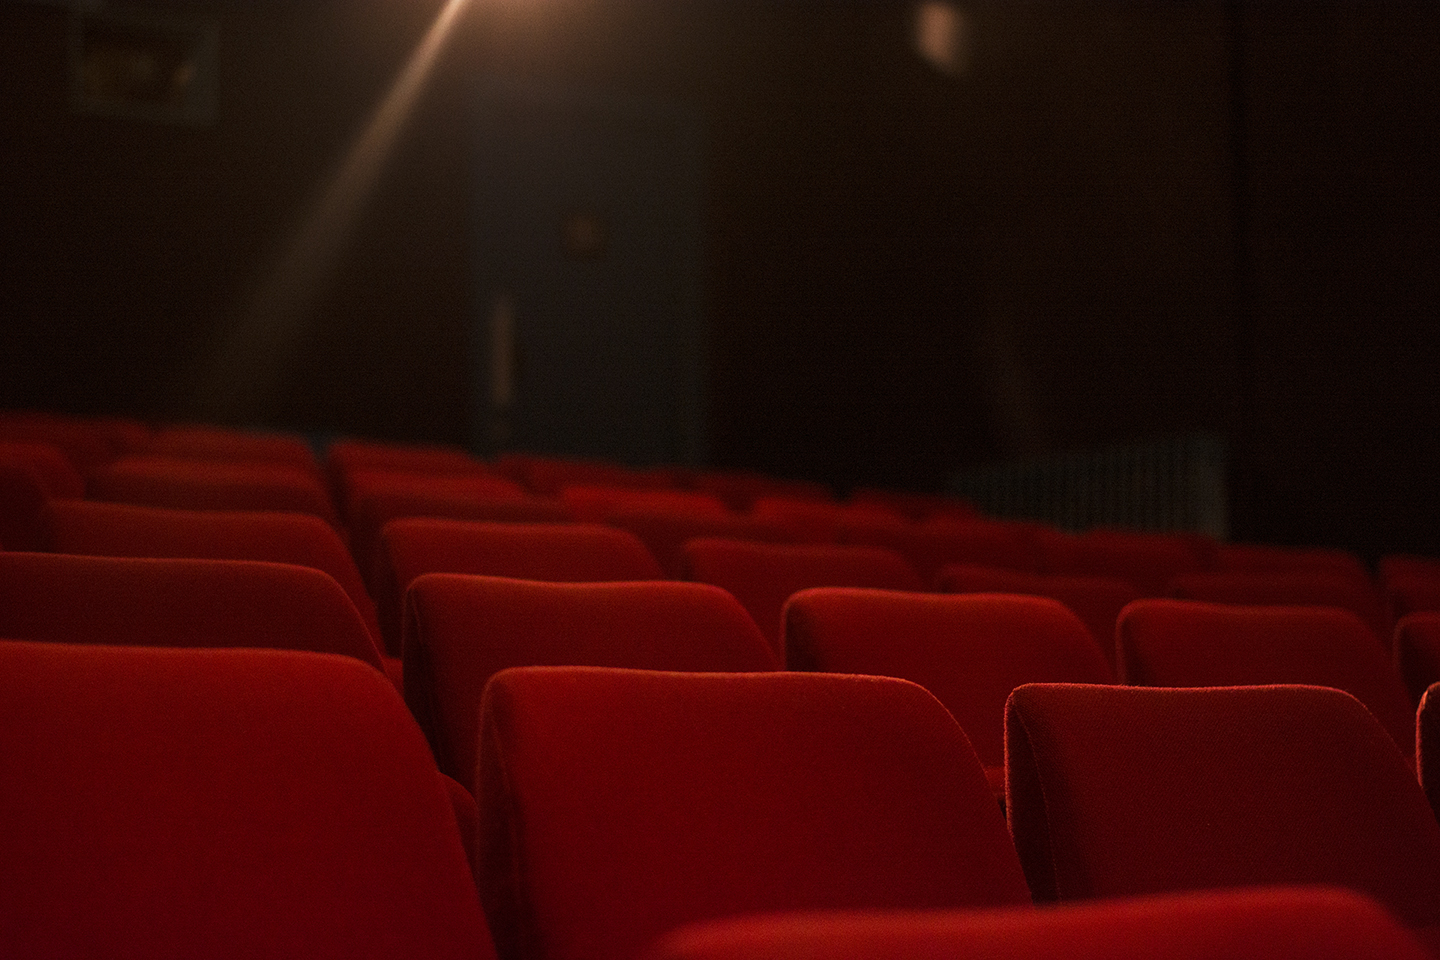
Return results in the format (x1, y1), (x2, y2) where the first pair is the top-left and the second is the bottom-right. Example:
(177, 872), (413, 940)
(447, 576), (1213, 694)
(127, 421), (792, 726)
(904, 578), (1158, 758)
(838, 515), (1041, 580)
(1379, 554), (1440, 582)
(749, 495), (902, 543)
(404, 575), (777, 785)
(343, 467), (524, 513)
(1417, 683), (1440, 824)
(937, 563), (1141, 665)
(326, 438), (484, 500)
(681, 538), (926, 656)
(846, 487), (978, 522)
(0, 441), (85, 499)
(603, 506), (793, 578)
(142, 425), (320, 475)
(342, 470), (545, 585)
(690, 470), (833, 512)
(42, 500), (382, 648)
(376, 519), (663, 653)
(1396, 613), (1440, 705)
(498, 454), (675, 496)
(1038, 528), (1208, 596)
(89, 455), (340, 526)
(0, 457), (51, 551)
(1386, 570), (1440, 621)
(1116, 599), (1414, 757)
(1218, 542), (1371, 580)
(477, 667), (1030, 960)
(559, 485), (729, 523)
(440, 772), (481, 888)
(0, 642), (494, 959)
(784, 589), (1112, 795)
(0, 552), (383, 671)
(1167, 569), (1391, 639)
(0, 411), (134, 471)
(1004, 682), (1440, 931)
(645, 887), (1432, 960)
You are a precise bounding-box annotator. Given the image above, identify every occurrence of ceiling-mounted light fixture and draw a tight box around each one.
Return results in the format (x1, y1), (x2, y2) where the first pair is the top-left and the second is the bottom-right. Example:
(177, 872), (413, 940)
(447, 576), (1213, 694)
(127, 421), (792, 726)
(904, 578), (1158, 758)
(913, 1), (970, 77)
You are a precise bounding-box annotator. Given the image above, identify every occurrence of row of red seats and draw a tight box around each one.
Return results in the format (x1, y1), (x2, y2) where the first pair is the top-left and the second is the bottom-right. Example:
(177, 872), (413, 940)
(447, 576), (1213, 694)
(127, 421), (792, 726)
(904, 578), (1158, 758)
(8, 411), (1440, 955)
(4, 637), (1440, 958)
(8, 412), (1440, 633)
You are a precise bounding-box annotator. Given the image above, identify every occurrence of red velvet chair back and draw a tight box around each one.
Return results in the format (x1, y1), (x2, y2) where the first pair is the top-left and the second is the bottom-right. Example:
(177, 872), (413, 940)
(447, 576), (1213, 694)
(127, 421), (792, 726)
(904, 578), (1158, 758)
(681, 538), (925, 656)
(0, 642), (494, 959)
(1039, 528), (1208, 596)
(89, 455), (339, 526)
(478, 667), (1030, 960)
(0, 441), (84, 499)
(559, 485), (729, 523)
(376, 519), (663, 651)
(603, 506), (793, 578)
(1416, 682), (1440, 824)
(0, 456), (51, 551)
(937, 563), (1141, 666)
(838, 515), (1040, 580)
(141, 425), (320, 475)
(0, 552), (383, 671)
(42, 500), (381, 647)
(646, 888), (1432, 960)
(1005, 682), (1440, 932)
(1396, 612), (1440, 705)
(404, 575), (777, 785)
(1116, 599), (1414, 757)
(784, 589), (1111, 794)
(1167, 569), (1390, 639)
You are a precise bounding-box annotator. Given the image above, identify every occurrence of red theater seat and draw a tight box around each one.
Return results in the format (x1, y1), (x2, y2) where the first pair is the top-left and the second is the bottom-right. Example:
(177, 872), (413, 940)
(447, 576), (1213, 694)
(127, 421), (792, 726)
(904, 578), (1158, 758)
(1117, 599), (1413, 758)
(477, 667), (1031, 960)
(498, 453), (675, 496)
(937, 563), (1141, 664)
(0, 410), (136, 471)
(0, 552), (384, 674)
(0, 441), (84, 499)
(1039, 528), (1208, 596)
(603, 506), (793, 578)
(326, 438), (486, 500)
(681, 538), (925, 656)
(0, 642), (495, 960)
(847, 486), (978, 522)
(646, 887), (1432, 960)
(690, 470), (833, 512)
(141, 424), (320, 475)
(1217, 542), (1371, 580)
(1004, 682), (1440, 942)
(1167, 569), (1390, 640)
(41, 500), (382, 651)
(403, 575), (777, 785)
(1384, 568), (1440, 621)
(749, 495), (901, 543)
(341, 470), (548, 585)
(784, 589), (1112, 797)
(1417, 683), (1440, 823)
(838, 515), (1040, 580)
(1396, 613), (1440, 705)
(0, 456), (51, 551)
(89, 455), (340, 526)
(375, 519), (663, 652)
(559, 484), (729, 523)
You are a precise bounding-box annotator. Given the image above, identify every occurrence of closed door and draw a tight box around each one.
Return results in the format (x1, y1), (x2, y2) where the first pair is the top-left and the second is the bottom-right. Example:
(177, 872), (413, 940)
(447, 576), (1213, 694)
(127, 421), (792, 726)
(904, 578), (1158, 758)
(471, 81), (707, 467)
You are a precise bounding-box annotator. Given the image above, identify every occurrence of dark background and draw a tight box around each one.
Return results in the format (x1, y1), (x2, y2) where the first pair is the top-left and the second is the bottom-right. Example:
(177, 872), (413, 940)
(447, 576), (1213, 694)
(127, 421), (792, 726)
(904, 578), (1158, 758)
(2, 0), (1437, 557)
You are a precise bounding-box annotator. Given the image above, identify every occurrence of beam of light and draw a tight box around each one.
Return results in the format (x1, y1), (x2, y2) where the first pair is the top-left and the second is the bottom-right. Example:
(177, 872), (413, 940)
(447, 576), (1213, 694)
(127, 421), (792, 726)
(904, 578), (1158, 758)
(194, 0), (470, 419)
(914, 1), (970, 77)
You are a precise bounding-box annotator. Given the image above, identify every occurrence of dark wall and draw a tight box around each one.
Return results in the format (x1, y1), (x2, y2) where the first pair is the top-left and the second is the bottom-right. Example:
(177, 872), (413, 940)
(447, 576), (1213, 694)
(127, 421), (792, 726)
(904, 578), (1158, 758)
(2, 1), (1438, 554)
(0, 0), (474, 441)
